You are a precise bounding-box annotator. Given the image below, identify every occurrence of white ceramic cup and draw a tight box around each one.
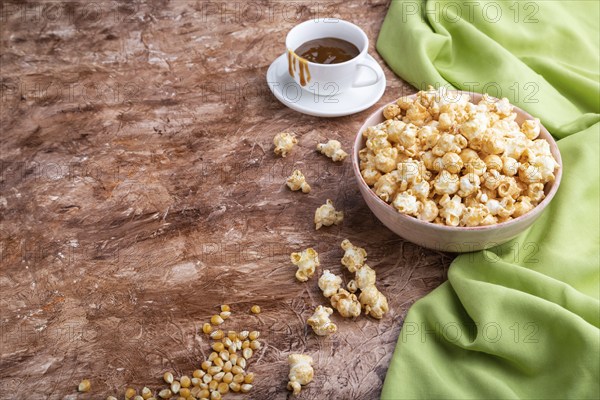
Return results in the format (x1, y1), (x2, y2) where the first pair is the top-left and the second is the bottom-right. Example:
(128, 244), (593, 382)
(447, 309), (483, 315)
(285, 19), (383, 95)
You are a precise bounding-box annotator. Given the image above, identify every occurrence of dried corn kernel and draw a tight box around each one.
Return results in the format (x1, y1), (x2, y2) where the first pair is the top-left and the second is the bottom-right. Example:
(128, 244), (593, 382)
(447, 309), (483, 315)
(213, 372), (225, 382)
(209, 380), (218, 391)
(229, 352), (239, 364)
(213, 357), (224, 368)
(203, 374), (212, 384)
(241, 384), (253, 393)
(231, 365), (243, 375)
(249, 331), (260, 340)
(219, 350), (230, 361)
(210, 330), (224, 340)
(250, 340), (261, 350)
(217, 382), (229, 394)
(244, 372), (255, 384)
(242, 348), (253, 359)
(208, 366), (222, 376)
(227, 330), (237, 341)
(133, 396), (143, 400)
(171, 380), (181, 394)
(141, 387), (153, 400)
(238, 331), (249, 340)
(223, 372), (233, 384)
(78, 379), (91, 393)
(237, 357), (247, 370)
(211, 390), (222, 400)
(193, 369), (204, 379)
(212, 342), (225, 352)
(229, 382), (241, 392)
(233, 373), (245, 384)
(180, 376), (191, 388)
(208, 352), (218, 362)
(158, 389), (172, 399)
(219, 311), (231, 320)
(198, 389), (210, 399)
(179, 388), (191, 398)
(201, 360), (212, 370)
(211, 315), (224, 325)
(287, 354), (314, 395)
(125, 387), (136, 398)
(223, 361), (232, 372)
(202, 323), (213, 334)
(220, 304), (230, 312)
(250, 305), (261, 314)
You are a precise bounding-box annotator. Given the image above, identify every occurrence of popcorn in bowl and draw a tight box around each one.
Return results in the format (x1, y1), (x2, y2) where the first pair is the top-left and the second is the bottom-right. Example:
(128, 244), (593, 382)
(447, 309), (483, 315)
(359, 87), (559, 227)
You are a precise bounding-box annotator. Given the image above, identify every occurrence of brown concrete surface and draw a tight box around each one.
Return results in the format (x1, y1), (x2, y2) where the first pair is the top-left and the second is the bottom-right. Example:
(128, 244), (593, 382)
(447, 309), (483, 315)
(0, 1), (451, 399)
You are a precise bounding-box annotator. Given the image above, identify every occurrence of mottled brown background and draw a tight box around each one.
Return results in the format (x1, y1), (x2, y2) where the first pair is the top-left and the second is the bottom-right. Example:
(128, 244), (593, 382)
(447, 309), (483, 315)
(0, 1), (452, 399)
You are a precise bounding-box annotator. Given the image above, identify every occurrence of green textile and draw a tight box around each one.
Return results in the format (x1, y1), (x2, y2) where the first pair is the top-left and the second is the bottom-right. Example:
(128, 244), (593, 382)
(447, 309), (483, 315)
(376, 1), (600, 399)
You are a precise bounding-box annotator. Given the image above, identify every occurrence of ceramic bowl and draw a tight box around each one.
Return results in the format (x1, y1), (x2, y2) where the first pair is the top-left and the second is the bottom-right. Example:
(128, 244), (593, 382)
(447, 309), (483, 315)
(352, 91), (563, 252)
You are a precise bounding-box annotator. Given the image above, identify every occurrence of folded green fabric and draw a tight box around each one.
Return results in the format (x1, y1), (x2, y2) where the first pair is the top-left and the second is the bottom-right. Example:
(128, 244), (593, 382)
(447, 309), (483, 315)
(376, 1), (600, 398)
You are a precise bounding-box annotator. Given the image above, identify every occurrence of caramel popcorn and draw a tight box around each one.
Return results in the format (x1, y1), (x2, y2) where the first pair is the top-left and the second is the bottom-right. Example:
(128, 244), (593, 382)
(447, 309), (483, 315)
(273, 132), (298, 158)
(359, 87), (559, 226)
(317, 139), (348, 162)
(314, 199), (344, 230)
(318, 270), (342, 298)
(330, 289), (361, 318)
(358, 285), (389, 319)
(340, 239), (367, 273)
(287, 354), (314, 395)
(354, 264), (376, 290)
(286, 170), (311, 193)
(307, 305), (338, 336)
(338, 240), (389, 319)
(290, 248), (320, 282)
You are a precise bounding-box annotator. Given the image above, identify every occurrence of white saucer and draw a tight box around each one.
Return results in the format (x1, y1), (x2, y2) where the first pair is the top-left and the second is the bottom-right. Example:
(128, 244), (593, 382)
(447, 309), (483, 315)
(266, 53), (386, 118)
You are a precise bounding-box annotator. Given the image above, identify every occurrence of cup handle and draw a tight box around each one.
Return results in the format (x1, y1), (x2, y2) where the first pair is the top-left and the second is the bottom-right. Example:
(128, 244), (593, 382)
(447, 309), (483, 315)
(352, 58), (383, 88)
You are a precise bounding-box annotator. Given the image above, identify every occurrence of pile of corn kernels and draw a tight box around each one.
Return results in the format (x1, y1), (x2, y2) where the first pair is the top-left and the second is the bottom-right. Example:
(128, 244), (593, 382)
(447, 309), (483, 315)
(86, 305), (261, 400)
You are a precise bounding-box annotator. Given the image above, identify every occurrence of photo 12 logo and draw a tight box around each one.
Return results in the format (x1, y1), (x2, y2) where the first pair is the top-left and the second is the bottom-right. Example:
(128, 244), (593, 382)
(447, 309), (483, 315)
(401, 321), (540, 344)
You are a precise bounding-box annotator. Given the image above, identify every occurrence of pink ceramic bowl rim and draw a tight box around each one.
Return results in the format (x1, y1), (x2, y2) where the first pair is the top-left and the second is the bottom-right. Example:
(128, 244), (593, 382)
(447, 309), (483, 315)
(352, 91), (563, 232)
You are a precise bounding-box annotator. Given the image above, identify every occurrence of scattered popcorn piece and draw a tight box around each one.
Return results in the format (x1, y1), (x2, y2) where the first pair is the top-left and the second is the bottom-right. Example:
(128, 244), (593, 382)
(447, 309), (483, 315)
(340, 239), (367, 273)
(287, 354), (314, 395)
(358, 285), (389, 319)
(78, 379), (91, 393)
(307, 305), (338, 336)
(317, 139), (348, 162)
(314, 199), (343, 230)
(330, 289), (361, 318)
(318, 270), (342, 298)
(354, 264), (376, 290)
(273, 132), (298, 158)
(290, 248), (320, 282)
(359, 87), (559, 226)
(286, 170), (311, 193)
(383, 103), (402, 120)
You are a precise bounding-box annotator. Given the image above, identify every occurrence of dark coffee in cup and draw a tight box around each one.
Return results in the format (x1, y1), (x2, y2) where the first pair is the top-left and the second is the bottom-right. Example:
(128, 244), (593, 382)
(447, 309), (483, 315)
(295, 37), (360, 64)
